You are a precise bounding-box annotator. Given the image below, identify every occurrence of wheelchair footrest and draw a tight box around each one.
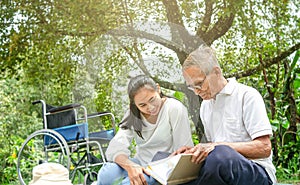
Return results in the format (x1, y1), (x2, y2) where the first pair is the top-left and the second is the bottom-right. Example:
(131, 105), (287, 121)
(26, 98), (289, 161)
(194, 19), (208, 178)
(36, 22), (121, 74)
(87, 153), (103, 164)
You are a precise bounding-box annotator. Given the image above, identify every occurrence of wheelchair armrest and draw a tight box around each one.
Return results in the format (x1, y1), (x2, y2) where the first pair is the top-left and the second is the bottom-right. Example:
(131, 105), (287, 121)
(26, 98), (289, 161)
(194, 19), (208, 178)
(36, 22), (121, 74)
(84, 112), (116, 134)
(48, 103), (81, 113)
(87, 112), (110, 118)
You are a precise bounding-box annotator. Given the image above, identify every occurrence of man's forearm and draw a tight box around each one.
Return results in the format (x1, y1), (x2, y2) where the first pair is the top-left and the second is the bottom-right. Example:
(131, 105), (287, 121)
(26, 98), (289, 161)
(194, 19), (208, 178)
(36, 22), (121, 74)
(215, 135), (272, 159)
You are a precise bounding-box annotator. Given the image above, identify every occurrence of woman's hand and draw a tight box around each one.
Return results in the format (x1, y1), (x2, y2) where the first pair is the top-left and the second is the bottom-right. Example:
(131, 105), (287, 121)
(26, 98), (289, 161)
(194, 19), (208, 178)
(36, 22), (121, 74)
(115, 154), (148, 185)
(127, 165), (148, 185)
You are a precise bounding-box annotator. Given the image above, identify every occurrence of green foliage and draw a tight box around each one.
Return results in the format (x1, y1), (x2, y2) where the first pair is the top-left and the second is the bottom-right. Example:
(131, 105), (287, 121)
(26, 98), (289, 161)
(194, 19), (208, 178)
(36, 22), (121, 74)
(272, 51), (300, 181)
(173, 91), (185, 102)
(276, 135), (300, 181)
(0, 77), (40, 183)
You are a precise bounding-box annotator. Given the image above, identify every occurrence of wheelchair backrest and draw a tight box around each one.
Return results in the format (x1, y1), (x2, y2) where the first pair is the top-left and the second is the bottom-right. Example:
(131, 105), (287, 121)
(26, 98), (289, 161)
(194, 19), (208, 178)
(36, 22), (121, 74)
(45, 104), (76, 129)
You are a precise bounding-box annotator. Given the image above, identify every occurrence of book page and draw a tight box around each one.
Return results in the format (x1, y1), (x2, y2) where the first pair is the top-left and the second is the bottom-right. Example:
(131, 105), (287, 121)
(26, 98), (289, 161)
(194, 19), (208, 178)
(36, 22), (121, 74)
(167, 155), (202, 184)
(146, 154), (200, 185)
(146, 154), (181, 184)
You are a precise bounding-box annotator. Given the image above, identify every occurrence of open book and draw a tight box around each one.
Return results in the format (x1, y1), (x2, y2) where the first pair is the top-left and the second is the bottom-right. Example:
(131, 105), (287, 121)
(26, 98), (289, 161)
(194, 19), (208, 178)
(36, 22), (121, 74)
(145, 154), (202, 185)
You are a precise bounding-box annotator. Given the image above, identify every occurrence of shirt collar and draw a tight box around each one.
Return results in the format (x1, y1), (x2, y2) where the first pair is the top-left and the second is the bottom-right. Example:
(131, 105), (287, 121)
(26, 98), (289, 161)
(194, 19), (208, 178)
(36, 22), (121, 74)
(218, 77), (237, 95)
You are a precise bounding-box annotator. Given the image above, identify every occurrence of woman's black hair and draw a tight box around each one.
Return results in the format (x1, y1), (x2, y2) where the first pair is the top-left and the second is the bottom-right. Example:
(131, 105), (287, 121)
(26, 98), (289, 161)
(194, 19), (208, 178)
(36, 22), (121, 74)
(119, 75), (164, 139)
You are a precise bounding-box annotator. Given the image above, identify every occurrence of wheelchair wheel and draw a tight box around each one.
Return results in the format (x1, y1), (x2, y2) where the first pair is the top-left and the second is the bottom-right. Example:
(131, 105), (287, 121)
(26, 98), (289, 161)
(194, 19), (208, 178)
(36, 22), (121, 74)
(84, 171), (98, 185)
(17, 129), (71, 185)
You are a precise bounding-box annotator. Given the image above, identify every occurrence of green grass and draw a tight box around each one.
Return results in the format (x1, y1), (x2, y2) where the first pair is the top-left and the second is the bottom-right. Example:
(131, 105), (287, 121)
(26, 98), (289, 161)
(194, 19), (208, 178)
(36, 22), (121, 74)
(277, 180), (300, 185)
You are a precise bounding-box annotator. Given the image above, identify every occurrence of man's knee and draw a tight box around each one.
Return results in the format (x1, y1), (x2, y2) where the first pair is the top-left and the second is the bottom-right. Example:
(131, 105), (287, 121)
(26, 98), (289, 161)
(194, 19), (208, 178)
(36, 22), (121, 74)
(206, 145), (239, 166)
(196, 145), (271, 185)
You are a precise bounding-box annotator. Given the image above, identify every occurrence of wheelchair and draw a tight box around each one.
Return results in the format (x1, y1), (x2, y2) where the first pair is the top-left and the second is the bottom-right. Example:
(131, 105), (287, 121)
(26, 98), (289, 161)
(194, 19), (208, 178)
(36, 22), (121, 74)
(17, 100), (116, 185)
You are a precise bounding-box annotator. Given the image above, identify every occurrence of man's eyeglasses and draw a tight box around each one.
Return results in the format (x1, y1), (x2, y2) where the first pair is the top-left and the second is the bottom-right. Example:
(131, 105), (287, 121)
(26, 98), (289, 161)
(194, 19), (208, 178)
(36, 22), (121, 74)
(187, 76), (206, 91)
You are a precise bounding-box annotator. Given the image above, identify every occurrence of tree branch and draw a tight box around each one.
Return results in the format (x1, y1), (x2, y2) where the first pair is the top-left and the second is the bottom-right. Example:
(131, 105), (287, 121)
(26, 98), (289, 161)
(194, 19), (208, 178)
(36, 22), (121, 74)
(197, 0), (237, 45)
(161, 0), (184, 26)
(259, 52), (276, 118)
(161, 0), (198, 62)
(203, 13), (235, 45)
(158, 43), (300, 91)
(109, 28), (184, 54)
(196, 0), (213, 36)
(111, 36), (151, 76)
(230, 43), (300, 79)
(109, 25), (204, 64)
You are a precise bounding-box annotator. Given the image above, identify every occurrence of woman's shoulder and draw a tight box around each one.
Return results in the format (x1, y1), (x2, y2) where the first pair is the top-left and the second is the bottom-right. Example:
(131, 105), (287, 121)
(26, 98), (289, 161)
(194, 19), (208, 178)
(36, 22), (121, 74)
(164, 97), (186, 109)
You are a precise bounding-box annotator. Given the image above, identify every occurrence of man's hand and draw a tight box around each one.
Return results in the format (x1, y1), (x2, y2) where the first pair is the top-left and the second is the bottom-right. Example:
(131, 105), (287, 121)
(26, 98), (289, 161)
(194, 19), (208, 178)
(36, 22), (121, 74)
(173, 144), (215, 164)
(185, 143), (215, 164)
(172, 146), (193, 155)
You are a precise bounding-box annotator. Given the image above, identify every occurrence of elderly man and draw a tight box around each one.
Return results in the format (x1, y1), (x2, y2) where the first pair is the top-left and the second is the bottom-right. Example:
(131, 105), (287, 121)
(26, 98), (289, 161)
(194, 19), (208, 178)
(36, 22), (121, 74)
(177, 46), (276, 185)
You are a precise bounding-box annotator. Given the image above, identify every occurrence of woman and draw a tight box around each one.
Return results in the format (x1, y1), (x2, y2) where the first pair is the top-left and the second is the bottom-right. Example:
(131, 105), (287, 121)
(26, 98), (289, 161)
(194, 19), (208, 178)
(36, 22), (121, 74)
(97, 75), (194, 185)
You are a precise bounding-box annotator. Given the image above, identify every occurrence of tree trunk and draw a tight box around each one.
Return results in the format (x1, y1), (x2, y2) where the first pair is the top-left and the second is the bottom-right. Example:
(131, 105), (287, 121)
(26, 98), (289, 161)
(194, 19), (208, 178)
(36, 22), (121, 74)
(184, 89), (207, 142)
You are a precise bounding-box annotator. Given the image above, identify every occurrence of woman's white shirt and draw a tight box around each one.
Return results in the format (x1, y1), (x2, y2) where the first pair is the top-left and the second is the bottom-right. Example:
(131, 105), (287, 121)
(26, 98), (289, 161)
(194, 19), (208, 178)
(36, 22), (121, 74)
(105, 98), (194, 166)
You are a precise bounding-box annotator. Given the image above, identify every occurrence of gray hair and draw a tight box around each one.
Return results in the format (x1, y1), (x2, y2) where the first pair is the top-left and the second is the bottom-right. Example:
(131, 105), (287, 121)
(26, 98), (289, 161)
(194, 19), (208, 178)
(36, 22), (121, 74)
(182, 46), (220, 75)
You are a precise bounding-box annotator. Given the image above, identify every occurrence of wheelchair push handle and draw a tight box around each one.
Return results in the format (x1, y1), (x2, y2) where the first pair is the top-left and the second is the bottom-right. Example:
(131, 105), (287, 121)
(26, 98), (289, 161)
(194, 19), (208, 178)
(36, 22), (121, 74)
(32, 100), (82, 114)
(48, 103), (81, 114)
(32, 100), (43, 105)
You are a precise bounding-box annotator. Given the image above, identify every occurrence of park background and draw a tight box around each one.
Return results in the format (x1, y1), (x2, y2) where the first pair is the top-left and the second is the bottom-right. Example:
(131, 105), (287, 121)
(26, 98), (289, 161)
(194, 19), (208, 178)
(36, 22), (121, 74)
(0, 0), (299, 184)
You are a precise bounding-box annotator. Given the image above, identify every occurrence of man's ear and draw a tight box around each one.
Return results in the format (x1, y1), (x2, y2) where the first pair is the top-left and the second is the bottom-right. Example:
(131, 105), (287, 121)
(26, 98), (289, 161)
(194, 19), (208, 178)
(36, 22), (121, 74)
(156, 83), (161, 93)
(213, 66), (222, 76)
